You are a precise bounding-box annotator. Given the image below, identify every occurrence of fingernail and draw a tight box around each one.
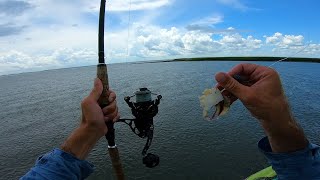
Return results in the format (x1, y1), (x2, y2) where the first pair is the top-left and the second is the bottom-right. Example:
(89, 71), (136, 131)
(216, 73), (227, 83)
(104, 117), (110, 121)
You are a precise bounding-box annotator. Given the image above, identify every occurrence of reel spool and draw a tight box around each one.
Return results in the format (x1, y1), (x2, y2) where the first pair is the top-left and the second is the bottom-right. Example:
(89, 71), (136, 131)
(120, 88), (162, 168)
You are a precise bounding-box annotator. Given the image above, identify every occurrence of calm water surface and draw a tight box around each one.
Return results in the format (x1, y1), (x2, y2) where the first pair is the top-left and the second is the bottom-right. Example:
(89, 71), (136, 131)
(0, 61), (319, 180)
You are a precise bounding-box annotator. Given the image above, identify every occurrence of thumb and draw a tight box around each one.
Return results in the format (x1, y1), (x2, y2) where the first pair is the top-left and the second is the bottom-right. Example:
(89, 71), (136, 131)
(215, 72), (247, 99)
(89, 78), (103, 101)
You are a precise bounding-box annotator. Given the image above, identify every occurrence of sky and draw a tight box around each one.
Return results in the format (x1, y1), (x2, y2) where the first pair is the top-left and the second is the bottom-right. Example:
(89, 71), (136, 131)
(0, 0), (319, 75)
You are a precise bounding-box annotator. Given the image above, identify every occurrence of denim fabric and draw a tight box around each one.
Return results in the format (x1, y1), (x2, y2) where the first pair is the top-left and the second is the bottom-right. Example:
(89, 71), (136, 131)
(258, 137), (320, 180)
(20, 148), (94, 180)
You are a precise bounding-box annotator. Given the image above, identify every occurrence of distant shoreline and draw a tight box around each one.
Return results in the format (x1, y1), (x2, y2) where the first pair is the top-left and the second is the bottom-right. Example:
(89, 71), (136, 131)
(165, 57), (320, 63)
(2, 57), (320, 76)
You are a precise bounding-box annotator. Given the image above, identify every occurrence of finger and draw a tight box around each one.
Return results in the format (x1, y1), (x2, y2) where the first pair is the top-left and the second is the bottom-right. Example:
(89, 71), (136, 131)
(231, 74), (255, 86)
(216, 85), (224, 91)
(228, 64), (267, 86)
(89, 78), (103, 101)
(113, 114), (120, 123)
(104, 106), (118, 120)
(221, 89), (234, 98)
(104, 113), (120, 123)
(229, 95), (238, 104)
(215, 76), (250, 89)
(102, 101), (117, 114)
(220, 89), (238, 104)
(215, 72), (249, 99)
(214, 82), (224, 90)
(228, 63), (260, 76)
(108, 90), (116, 102)
(104, 109), (119, 123)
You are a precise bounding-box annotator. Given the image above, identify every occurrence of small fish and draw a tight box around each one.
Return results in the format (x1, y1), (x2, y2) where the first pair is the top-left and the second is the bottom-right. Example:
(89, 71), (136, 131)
(199, 74), (245, 121)
(199, 88), (230, 121)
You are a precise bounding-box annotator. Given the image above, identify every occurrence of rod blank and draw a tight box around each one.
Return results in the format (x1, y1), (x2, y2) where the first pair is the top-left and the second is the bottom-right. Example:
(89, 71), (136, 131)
(98, 0), (106, 64)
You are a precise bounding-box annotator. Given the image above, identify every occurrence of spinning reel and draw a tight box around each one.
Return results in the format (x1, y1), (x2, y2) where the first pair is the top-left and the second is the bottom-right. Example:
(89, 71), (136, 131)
(119, 88), (162, 168)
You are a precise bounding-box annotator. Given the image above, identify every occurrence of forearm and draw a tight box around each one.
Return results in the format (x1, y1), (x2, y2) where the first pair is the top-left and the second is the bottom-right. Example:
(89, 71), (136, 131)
(263, 120), (308, 153)
(260, 103), (308, 153)
(61, 125), (101, 160)
(259, 105), (317, 179)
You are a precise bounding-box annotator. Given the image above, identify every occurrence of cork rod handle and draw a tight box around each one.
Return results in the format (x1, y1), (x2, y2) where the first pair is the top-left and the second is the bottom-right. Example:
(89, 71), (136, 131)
(97, 64), (110, 107)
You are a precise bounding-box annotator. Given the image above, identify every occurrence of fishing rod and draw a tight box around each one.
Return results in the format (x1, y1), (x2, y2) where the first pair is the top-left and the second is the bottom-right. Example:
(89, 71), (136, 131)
(97, 0), (124, 179)
(97, 0), (162, 174)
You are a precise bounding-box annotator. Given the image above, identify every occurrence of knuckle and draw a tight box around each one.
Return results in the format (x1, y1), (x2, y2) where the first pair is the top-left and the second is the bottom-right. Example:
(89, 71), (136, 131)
(243, 63), (252, 67)
(109, 93), (116, 102)
(112, 111), (117, 118)
(81, 98), (90, 107)
(104, 106), (112, 114)
(226, 79), (238, 91)
(269, 69), (281, 80)
(268, 68), (278, 76)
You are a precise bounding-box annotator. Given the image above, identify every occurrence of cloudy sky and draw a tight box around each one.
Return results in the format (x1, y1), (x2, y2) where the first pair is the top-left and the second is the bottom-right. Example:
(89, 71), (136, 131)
(0, 0), (319, 75)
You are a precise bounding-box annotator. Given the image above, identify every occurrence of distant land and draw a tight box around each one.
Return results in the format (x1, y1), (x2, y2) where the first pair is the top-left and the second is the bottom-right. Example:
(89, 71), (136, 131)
(130, 57), (320, 65)
(2, 57), (319, 76)
(168, 57), (320, 63)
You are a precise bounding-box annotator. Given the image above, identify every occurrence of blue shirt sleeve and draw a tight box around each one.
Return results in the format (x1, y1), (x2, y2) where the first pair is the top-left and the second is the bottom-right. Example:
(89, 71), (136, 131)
(20, 148), (94, 180)
(258, 136), (320, 180)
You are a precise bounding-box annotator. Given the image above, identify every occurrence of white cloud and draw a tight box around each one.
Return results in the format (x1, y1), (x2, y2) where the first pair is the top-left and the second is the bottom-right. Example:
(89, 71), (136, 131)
(0, 48), (96, 75)
(265, 32), (306, 54)
(0, 1), (319, 75)
(2, 18), (320, 75)
(132, 25), (186, 57)
(266, 32), (304, 48)
(115, 24), (262, 58)
(305, 44), (320, 55)
(186, 15), (227, 33)
(193, 15), (224, 26)
(216, 0), (248, 10)
(264, 32), (320, 56)
(220, 34), (262, 51)
(0, 0), (34, 16)
(182, 31), (221, 54)
(216, 0), (261, 11)
(132, 26), (222, 57)
(265, 32), (282, 44)
(87, 0), (171, 12)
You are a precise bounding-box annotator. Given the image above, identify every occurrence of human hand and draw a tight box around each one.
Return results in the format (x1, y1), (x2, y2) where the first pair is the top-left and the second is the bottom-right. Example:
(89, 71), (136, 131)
(81, 78), (120, 137)
(215, 63), (307, 152)
(61, 78), (120, 159)
(215, 63), (290, 124)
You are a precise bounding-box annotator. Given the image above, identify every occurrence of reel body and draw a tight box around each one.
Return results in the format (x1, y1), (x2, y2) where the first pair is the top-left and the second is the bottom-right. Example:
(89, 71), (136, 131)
(120, 88), (162, 168)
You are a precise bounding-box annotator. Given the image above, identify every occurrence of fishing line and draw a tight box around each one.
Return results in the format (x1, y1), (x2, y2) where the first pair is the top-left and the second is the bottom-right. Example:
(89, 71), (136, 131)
(267, 34), (314, 99)
(268, 42), (311, 67)
(210, 36), (313, 92)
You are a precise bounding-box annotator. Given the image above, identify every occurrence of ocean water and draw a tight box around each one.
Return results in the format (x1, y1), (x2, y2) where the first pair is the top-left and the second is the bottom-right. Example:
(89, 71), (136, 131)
(0, 61), (319, 180)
